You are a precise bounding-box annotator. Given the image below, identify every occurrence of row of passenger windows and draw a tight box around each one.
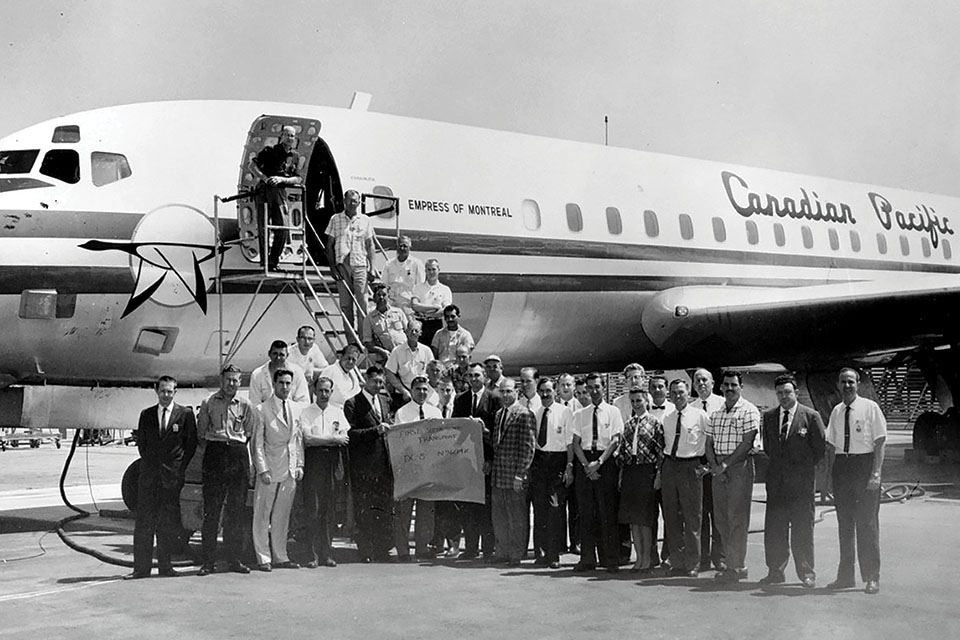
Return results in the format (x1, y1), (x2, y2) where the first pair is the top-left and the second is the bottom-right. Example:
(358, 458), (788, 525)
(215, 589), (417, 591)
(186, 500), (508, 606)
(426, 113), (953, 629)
(520, 200), (952, 260)
(0, 148), (131, 187)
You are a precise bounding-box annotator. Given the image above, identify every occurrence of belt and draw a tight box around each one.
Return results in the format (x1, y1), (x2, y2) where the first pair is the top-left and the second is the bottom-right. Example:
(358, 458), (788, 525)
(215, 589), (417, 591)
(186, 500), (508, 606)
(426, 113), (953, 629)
(834, 452), (872, 457)
(663, 455), (700, 462)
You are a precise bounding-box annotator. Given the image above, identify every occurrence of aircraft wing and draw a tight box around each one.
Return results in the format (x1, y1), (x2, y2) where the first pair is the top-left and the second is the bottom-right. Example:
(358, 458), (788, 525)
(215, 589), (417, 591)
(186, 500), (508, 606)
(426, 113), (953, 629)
(641, 274), (960, 367)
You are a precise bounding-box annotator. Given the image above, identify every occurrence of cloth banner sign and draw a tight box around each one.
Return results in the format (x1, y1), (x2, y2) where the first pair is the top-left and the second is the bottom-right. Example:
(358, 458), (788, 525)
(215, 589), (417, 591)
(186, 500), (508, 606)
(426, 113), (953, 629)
(386, 418), (485, 503)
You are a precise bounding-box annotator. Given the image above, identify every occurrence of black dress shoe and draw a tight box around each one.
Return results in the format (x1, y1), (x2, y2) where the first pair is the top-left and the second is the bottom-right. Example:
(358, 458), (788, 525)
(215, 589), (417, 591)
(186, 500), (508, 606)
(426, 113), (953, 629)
(714, 569), (739, 583)
(197, 564), (215, 576)
(305, 560), (319, 569)
(397, 555), (413, 563)
(506, 559), (522, 567)
(865, 580), (880, 594)
(801, 576), (816, 589)
(567, 545), (580, 556)
(229, 562), (251, 574)
(256, 563), (272, 572)
(828, 577), (856, 590)
(360, 556), (372, 564)
(123, 571), (150, 580)
(572, 562), (596, 573)
(275, 561), (300, 569)
(548, 561), (561, 569)
(533, 557), (549, 566)
(759, 573), (785, 585)
(686, 569), (699, 578)
(605, 564), (620, 574)
(457, 550), (478, 560)
(157, 567), (181, 578)
(323, 558), (337, 568)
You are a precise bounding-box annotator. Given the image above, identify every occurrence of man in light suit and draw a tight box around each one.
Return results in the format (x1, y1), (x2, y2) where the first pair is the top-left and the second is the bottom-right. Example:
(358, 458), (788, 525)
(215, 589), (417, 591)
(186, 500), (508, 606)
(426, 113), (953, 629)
(126, 375), (197, 579)
(252, 369), (306, 572)
(344, 365), (395, 562)
(759, 374), (825, 588)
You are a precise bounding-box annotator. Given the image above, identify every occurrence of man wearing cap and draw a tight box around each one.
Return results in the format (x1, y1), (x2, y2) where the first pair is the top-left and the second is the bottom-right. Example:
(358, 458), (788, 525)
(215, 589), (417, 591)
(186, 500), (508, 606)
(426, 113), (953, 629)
(825, 367), (886, 595)
(483, 354), (504, 392)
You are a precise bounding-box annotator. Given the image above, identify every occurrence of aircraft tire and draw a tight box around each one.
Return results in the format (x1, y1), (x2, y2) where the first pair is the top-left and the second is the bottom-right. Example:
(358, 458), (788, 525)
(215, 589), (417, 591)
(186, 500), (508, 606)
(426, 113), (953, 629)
(121, 459), (141, 512)
(912, 411), (942, 456)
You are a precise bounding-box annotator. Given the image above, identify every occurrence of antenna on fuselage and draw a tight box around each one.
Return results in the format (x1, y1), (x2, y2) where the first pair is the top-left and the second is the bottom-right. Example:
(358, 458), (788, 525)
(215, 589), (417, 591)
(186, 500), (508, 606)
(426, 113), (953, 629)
(604, 115), (609, 146)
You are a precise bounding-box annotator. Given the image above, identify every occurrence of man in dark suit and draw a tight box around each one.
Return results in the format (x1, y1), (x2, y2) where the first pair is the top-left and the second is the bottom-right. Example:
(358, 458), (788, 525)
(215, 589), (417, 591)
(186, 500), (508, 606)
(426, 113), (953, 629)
(759, 374), (825, 588)
(452, 362), (500, 560)
(344, 364), (394, 562)
(126, 375), (197, 579)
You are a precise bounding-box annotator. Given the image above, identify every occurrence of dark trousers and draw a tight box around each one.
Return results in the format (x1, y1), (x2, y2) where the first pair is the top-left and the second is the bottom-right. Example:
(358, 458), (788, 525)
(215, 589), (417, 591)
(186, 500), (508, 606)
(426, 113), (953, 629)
(764, 487), (816, 580)
(257, 188), (288, 268)
(418, 318), (443, 348)
(575, 451), (619, 567)
(350, 465), (394, 561)
(832, 453), (881, 581)
(133, 475), (181, 574)
(700, 473), (725, 568)
(302, 446), (340, 563)
(461, 474), (495, 556)
(530, 451), (568, 563)
(433, 501), (461, 548)
(201, 441), (250, 566)
(661, 457), (703, 571)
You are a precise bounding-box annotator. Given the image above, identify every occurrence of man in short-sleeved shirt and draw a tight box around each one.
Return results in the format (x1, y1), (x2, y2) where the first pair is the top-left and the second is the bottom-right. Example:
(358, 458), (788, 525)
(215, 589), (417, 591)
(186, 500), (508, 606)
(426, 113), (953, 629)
(385, 320), (433, 404)
(249, 340), (310, 405)
(324, 189), (376, 333)
(824, 367), (886, 595)
(318, 344), (363, 407)
(411, 258), (452, 347)
(705, 370), (760, 583)
(287, 326), (329, 392)
(530, 378), (574, 568)
(362, 284), (408, 365)
(383, 235), (425, 316)
(430, 304), (475, 365)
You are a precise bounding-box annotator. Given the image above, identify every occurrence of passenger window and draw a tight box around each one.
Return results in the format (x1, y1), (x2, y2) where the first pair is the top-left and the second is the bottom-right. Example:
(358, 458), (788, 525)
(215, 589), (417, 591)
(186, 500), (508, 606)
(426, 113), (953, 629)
(39, 149), (80, 184)
(921, 237), (931, 258)
(943, 239), (952, 260)
(52, 125), (81, 143)
(712, 217), (726, 242)
(745, 220), (759, 245)
(566, 203), (583, 232)
(91, 152), (132, 187)
(899, 235), (910, 256)
(679, 214), (694, 240)
(0, 149), (40, 174)
(849, 230), (861, 252)
(605, 207), (622, 235)
(774, 223), (785, 247)
(828, 228), (840, 251)
(522, 199), (542, 231)
(643, 210), (660, 237)
(801, 225), (813, 249)
(877, 233), (887, 255)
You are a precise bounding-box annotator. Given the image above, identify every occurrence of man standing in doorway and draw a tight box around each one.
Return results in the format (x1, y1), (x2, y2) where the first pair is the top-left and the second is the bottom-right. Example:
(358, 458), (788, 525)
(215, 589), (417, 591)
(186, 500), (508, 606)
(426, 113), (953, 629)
(250, 125), (301, 271)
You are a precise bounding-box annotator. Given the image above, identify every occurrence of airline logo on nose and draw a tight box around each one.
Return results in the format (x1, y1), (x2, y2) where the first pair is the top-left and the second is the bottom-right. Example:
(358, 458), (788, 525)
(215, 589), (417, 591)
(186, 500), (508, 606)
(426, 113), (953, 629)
(80, 204), (219, 317)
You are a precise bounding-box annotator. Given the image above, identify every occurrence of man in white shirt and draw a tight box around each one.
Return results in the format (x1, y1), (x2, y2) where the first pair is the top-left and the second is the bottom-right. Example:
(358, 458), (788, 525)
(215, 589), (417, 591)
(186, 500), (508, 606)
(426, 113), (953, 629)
(518, 366), (543, 412)
(430, 304), (475, 365)
(825, 367), (886, 595)
(382, 235), (424, 317)
(556, 372), (582, 555)
(613, 363), (646, 423)
(483, 354), (505, 392)
(410, 258), (452, 347)
(646, 373), (675, 567)
(318, 343), (363, 408)
(324, 189), (377, 333)
(287, 325), (330, 393)
(571, 372), (624, 573)
(392, 376), (442, 561)
(530, 378), (574, 568)
(249, 340), (310, 405)
(660, 379), (709, 577)
(385, 320), (434, 406)
(298, 376), (349, 568)
(252, 369), (305, 572)
(692, 367), (725, 573)
(557, 373), (583, 412)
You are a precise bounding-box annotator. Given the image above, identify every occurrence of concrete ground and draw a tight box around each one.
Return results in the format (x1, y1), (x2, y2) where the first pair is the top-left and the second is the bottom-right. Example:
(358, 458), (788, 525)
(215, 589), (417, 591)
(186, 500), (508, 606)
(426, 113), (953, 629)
(1, 434), (959, 639)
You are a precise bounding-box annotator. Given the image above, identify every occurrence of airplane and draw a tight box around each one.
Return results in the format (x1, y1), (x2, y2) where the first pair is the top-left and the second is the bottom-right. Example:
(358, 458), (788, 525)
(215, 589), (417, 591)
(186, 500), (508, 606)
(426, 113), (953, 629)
(2, 94), (959, 455)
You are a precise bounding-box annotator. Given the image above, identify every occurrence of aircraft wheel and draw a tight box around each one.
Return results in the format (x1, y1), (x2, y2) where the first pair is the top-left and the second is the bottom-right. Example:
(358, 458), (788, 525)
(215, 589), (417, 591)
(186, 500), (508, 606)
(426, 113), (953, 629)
(121, 459), (141, 512)
(55, 439), (61, 449)
(30, 439), (40, 448)
(912, 411), (942, 456)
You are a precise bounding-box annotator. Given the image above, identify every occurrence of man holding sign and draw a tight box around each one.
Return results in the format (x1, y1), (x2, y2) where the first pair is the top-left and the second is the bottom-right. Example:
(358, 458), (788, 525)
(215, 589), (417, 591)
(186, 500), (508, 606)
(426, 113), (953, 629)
(393, 376), (442, 561)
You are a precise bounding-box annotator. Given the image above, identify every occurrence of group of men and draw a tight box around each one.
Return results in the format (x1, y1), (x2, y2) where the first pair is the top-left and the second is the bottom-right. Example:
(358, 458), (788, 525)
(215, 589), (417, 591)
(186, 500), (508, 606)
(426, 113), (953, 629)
(128, 340), (886, 596)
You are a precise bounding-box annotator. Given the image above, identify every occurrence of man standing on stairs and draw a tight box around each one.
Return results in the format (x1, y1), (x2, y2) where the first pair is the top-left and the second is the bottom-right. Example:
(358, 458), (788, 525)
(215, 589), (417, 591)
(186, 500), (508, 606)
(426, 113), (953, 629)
(250, 125), (302, 272)
(324, 189), (378, 336)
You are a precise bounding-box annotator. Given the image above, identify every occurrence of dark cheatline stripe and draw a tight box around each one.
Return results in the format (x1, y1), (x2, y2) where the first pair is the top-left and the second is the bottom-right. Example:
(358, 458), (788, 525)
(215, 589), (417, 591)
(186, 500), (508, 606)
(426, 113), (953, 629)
(376, 229), (960, 275)
(0, 209), (241, 240)
(0, 265), (818, 296)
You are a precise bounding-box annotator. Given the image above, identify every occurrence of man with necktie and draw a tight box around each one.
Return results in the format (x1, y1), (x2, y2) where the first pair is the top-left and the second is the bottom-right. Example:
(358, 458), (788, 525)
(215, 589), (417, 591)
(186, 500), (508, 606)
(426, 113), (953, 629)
(570, 372), (624, 573)
(530, 377), (574, 568)
(825, 367), (886, 594)
(692, 367), (726, 572)
(647, 373), (675, 567)
(393, 376), (442, 561)
(252, 369), (305, 572)
(432, 376), (461, 556)
(126, 375), (197, 579)
(660, 379), (709, 577)
(759, 374), (825, 588)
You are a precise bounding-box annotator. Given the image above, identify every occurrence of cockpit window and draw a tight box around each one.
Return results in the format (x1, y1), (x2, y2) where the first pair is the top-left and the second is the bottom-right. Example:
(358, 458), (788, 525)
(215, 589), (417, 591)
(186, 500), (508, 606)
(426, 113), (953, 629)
(0, 177), (53, 192)
(39, 149), (80, 184)
(0, 149), (40, 174)
(52, 125), (81, 143)
(91, 152), (132, 187)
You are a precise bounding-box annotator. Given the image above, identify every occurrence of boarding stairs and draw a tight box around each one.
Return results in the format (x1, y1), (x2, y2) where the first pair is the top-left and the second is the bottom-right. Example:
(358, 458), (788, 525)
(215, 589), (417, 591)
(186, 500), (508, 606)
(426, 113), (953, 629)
(213, 186), (398, 369)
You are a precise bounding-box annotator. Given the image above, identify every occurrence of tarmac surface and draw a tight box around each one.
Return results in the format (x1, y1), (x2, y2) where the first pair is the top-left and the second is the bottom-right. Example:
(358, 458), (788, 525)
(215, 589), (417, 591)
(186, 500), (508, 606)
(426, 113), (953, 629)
(1, 433), (959, 639)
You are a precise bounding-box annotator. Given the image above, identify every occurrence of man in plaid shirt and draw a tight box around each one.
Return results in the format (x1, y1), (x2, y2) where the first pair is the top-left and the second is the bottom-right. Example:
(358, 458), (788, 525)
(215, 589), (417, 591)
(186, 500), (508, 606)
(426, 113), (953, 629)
(490, 377), (537, 566)
(324, 189), (377, 334)
(705, 370), (760, 583)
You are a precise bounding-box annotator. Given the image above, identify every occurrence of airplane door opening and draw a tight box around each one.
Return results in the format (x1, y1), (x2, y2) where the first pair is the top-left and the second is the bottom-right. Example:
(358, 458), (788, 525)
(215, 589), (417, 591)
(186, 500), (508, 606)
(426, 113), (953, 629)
(304, 137), (344, 266)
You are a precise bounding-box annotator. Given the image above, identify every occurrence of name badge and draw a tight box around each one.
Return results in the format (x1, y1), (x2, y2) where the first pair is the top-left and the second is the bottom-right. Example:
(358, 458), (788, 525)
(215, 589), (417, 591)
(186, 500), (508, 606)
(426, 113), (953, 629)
(172, 423), (180, 433)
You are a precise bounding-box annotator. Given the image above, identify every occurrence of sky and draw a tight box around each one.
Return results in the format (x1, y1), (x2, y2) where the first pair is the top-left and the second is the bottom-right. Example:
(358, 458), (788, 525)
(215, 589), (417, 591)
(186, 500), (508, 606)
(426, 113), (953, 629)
(2, 0), (958, 195)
